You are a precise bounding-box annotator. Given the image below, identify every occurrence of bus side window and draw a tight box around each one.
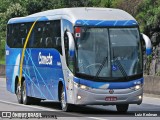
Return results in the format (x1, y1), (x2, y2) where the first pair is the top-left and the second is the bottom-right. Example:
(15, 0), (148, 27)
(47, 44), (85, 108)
(7, 24), (19, 48)
(64, 31), (69, 65)
(44, 22), (54, 48)
(33, 22), (43, 48)
(7, 24), (12, 47)
(13, 24), (21, 48)
(52, 20), (62, 54)
(45, 37), (53, 48)
(55, 37), (62, 53)
(20, 23), (27, 47)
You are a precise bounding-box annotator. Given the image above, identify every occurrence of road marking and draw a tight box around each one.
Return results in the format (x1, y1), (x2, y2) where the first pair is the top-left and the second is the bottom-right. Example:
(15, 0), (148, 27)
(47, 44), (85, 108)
(0, 99), (60, 111)
(88, 117), (109, 120)
(144, 96), (160, 100)
(0, 100), (110, 120)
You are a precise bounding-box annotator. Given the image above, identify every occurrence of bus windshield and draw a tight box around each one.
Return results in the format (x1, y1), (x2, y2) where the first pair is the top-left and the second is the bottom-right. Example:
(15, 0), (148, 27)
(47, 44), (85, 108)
(75, 27), (142, 81)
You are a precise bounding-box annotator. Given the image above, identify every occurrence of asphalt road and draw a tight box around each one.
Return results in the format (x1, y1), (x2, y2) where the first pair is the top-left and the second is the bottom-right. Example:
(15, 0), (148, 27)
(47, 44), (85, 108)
(0, 77), (160, 120)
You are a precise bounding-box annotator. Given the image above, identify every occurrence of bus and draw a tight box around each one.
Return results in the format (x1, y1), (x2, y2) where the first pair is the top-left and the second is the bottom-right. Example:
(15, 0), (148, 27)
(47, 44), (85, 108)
(6, 7), (152, 112)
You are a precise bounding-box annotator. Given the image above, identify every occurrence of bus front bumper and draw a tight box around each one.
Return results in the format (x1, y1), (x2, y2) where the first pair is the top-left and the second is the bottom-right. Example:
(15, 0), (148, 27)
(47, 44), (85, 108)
(73, 86), (143, 105)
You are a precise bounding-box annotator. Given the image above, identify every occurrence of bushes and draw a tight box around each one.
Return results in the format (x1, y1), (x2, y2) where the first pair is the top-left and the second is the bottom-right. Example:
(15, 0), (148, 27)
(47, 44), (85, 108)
(1, 0), (160, 70)
(0, 40), (5, 64)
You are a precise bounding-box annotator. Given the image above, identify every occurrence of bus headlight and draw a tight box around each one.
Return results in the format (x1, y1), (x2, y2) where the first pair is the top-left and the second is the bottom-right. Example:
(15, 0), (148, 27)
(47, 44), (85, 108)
(135, 85), (141, 90)
(74, 82), (91, 90)
(80, 85), (87, 89)
(79, 84), (90, 90)
(130, 84), (142, 90)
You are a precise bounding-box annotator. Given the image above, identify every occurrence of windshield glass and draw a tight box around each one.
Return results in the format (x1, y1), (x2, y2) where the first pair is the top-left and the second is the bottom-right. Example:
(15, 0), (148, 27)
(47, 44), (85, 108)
(76, 28), (110, 77)
(75, 27), (142, 80)
(110, 28), (142, 77)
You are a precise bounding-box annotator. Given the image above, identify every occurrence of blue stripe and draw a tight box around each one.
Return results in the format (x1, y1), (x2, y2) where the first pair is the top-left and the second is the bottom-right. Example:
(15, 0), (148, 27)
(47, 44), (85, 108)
(8, 16), (48, 24)
(23, 70), (47, 99)
(75, 20), (137, 27)
(74, 77), (143, 89)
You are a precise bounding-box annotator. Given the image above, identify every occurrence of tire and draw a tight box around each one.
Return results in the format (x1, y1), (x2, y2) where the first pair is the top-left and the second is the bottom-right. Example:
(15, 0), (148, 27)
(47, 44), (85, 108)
(22, 81), (41, 105)
(60, 86), (72, 112)
(116, 104), (129, 113)
(22, 81), (31, 105)
(16, 83), (23, 104)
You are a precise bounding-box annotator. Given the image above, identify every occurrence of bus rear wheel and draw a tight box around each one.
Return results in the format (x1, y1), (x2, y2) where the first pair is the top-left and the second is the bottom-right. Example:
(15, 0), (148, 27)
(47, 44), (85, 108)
(22, 81), (41, 105)
(60, 86), (73, 112)
(16, 83), (23, 104)
(22, 80), (31, 105)
(116, 104), (129, 113)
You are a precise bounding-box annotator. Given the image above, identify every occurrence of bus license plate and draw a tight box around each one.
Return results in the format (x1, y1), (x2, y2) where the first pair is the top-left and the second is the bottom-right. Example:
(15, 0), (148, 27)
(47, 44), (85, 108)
(105, 97), (117, 101)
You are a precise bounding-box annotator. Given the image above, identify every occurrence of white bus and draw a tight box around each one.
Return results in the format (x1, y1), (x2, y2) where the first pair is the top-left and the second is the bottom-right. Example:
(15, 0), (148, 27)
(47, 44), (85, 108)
(6, 7), (152, 112)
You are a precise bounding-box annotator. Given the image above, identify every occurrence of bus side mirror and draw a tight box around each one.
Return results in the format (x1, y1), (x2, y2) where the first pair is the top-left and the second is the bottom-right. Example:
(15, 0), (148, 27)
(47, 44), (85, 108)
(66, 31), (76, 73)
(66, 31), (75, 57)
(141, 33), (152, 56)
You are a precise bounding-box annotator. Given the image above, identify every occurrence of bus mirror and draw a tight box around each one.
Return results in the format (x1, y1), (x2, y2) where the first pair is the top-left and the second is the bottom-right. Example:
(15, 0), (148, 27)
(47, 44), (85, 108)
(141, 33), (152, 56)
(66, 31), (75, 57)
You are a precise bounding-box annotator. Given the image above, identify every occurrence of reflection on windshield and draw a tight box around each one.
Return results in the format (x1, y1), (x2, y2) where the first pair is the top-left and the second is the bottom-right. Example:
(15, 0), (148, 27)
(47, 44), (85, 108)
(75, 27), (142, 80)
(110, 28), (142, 77)
(76, 28), (110, 77)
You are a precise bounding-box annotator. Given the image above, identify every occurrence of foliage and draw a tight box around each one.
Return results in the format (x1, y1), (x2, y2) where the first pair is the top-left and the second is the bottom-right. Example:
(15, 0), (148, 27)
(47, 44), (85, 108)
(5, 3), (27, 20)
(112, 0), (143, 16)
(135, 0), (160, 32)
(0, 40), (5, 64)
(0, 0), (160, 70)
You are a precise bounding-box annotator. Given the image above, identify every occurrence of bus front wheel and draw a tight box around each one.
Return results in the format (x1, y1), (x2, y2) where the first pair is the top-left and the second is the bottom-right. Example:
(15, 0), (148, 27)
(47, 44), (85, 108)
(60, 86), (73, 112)
(116, 104), (129, 113)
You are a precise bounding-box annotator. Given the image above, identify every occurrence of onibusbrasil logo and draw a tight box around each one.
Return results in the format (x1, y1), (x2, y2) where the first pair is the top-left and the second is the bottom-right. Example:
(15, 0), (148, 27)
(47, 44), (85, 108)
(1, 112), (42, 119)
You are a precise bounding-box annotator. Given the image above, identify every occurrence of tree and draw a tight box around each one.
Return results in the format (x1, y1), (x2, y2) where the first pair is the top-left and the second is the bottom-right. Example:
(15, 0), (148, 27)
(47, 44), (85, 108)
(5, 3), (27, 20)
(135, 0), (160, 33)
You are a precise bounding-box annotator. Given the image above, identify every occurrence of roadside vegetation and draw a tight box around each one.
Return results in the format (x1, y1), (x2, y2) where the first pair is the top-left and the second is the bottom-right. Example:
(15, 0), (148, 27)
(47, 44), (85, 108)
(0, 0), (160, 75)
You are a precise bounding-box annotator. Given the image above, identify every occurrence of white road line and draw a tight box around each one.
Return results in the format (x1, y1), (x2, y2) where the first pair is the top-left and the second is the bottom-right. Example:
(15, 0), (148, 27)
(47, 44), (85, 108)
(0, 99), (110, 120)
(0, 99), (60, 111)
(88, 117), (109, 120)
(144, 96), (160, 100)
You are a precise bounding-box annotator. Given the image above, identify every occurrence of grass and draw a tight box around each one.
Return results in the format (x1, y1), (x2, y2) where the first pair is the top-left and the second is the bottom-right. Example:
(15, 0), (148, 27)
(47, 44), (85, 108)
(0, 57), (5, 65)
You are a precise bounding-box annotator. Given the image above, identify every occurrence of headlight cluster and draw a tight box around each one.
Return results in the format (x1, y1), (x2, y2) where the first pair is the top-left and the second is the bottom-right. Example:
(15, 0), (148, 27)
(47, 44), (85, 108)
(74, 83), (90, 90)
(135, 85), (141, 90)
(130, 84), (143, 90)
(79, 84), (90, 90)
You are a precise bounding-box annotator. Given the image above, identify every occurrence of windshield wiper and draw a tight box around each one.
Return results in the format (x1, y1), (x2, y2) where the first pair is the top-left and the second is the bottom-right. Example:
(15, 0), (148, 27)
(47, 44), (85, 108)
(112, 48), (129, 81)
(94, 57), (108, 80)
(113, 58), (129, 81)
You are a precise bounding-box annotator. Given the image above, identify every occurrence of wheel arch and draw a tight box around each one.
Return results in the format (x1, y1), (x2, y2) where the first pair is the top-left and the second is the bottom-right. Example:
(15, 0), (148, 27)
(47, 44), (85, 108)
(58, 81), (63, 101)
(14, 76), (19, 94)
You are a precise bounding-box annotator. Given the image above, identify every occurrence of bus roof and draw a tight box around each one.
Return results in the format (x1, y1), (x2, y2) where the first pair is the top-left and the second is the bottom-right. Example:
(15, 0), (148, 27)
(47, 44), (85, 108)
(8, 7), (137, 26)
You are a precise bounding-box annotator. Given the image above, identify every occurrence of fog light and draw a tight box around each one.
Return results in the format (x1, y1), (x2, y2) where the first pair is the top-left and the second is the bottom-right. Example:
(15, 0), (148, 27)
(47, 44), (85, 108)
(138, 95), (142, 99)
(78, 95), (81, 100)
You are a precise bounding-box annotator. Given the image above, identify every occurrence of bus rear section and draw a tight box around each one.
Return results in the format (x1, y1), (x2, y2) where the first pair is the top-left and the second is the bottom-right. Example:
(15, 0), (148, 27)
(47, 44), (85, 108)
(6, 18), (63, 104)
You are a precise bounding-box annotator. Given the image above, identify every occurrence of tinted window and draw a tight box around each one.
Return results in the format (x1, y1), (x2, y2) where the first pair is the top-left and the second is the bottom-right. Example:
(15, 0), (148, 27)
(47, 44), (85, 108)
(7, 20), (62, 54)
(7, 23), (31, 48)
(32, 20), (62, 54)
